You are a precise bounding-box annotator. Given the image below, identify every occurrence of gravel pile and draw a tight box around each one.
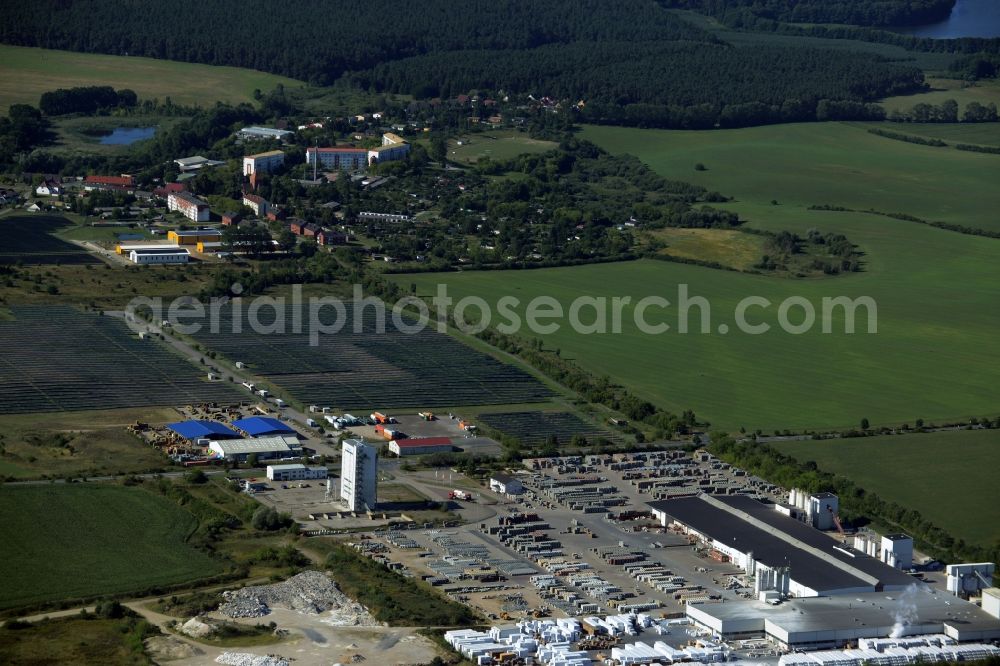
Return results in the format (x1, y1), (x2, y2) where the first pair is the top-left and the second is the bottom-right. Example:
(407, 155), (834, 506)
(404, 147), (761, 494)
(215, 653), (289, 666)
(219, 570), (378, 626)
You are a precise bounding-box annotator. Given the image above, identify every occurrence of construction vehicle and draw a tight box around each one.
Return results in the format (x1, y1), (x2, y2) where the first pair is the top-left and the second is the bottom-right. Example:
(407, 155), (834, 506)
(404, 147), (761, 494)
(449, 489), (473, 501)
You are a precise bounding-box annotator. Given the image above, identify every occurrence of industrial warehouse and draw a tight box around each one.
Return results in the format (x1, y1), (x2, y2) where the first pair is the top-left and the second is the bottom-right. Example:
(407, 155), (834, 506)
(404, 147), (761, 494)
(685, 588), (1000, 649)
(648, 493), (918, 597)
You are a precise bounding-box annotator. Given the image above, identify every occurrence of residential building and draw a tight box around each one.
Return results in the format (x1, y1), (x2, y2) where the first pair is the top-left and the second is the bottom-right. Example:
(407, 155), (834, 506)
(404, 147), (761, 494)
(306, 146), (369, 171)
(237, 126), (293, 141)
(84, 175), (135, 192)
(368, 132), (410, 163)
(489, 473), (525, 496)
(340, 439), (377, 512)
(242, 193), (269, 217)
(221, 211), (242, 226)
(305, 133), (410, 170)
(154, 182), (186, 198)
(167, 192), (210, 222)
(128, 247), (190, 265)
(266, 464), (328, 482)
(35, 179), (62, 196)
(242, 150), (285, 176)
(316, 229), (348, 246)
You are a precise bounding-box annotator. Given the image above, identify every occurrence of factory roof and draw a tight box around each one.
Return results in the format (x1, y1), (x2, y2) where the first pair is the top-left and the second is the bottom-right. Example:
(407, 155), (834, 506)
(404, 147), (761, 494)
(131, 248), (191, 256)
(690, 588), (1000, 642)
(392, 437), (453, 448)
(167, 420), (240, 440)
(232, 416), (297, 437)
(884, 533), (912, 541)
(648, 495), (914, 593)
(210, 435), (299, 455)
(491, 472), (520, 484)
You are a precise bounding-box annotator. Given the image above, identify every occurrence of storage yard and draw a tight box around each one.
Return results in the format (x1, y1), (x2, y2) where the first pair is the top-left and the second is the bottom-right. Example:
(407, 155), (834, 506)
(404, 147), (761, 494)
(264, 446), (1000, 664)
(186, 304), (553, 409)
(0, 305), (242, 414)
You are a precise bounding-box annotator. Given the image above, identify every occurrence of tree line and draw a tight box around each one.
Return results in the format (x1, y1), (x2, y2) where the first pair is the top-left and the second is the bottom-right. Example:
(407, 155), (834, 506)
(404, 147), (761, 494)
(39, 86), (137, 116)
(0, 0), (927, 129)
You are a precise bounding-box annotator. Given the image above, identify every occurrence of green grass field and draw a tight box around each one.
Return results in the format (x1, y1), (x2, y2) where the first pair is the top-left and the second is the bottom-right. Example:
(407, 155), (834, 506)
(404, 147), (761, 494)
(580, 122), (1000, 233)
(646, 228), (766, 271)
(881, 77), (1000, 116)
(448, 131), (557, 164)
(0, 44), (300, 112)
(771, 430), (1000, 547)
(402, 204), (1000, 431)
(0, 484), (224, 609)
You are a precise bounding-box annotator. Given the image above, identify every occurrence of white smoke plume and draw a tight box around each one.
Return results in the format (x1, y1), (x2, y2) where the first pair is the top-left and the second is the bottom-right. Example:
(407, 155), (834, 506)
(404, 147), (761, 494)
(889, 584), (921, 638)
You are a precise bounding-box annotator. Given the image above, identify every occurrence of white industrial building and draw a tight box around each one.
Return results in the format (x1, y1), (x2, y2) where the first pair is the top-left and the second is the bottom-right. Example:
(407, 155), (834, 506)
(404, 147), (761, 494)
(947, 562), (996, 597)
(340, 439), (377, 511)
(167, 191), (210, 222)
(266, 464), (327, 482)
(686, 588), (1000, 649)
(128, 247), (190, 264)
(649, 494), (916, 598)
(242, 150), (285, 176)
(207, 435), (301, 462)
(490, 473), (525, 496)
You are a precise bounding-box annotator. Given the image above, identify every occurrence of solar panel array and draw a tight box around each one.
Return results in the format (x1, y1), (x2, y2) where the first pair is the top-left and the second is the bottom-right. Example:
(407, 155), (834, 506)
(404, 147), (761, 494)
(187, 304), (553, 409)
(0, 306), (242, 414)
(477, 411), (622, 446)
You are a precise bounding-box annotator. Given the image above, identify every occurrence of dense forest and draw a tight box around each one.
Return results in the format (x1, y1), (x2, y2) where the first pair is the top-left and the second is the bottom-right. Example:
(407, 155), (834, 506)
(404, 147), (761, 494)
(0, 0), (926, 128)
(660, 0), (956, 27)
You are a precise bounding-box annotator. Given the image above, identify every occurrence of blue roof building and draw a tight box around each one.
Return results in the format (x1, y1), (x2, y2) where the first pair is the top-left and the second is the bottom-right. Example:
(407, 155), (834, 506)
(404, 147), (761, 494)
(232, 416), (296, 437)
(167, 420), (240, 440)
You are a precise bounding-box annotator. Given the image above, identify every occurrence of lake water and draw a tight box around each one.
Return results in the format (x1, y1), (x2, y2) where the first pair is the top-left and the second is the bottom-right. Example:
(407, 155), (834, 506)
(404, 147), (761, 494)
(98, 126), (155, 145)
(901, 0), (1000, 38)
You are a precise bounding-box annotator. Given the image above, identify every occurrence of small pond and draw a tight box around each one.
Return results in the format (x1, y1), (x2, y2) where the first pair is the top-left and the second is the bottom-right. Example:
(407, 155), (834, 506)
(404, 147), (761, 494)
(97, 126), (156, 145)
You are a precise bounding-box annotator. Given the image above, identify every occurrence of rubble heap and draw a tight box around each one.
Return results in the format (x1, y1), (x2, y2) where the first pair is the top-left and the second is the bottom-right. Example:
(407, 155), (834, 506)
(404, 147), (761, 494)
(218, 570), (377, 626)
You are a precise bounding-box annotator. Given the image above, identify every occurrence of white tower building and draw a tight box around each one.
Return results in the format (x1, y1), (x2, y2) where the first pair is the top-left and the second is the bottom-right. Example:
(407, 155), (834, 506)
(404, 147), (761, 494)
(340, 439), (377, 511)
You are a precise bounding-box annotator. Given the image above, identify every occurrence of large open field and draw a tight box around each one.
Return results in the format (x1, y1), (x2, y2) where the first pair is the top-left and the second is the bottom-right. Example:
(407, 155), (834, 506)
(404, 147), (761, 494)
(580, 122), (1000, 233)
(771, 430), (1000, 547)
(0, 484), (224, 609)
(401, 205), (1000, 431)
(0, 406), (176, 480)
(448, 131), (558, 165)
(0, 44), (300, 112)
